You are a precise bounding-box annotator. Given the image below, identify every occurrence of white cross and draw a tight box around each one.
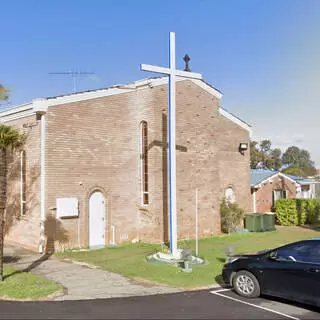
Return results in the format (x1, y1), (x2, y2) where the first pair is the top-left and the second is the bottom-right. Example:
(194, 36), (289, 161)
(141, 32), (202, 258)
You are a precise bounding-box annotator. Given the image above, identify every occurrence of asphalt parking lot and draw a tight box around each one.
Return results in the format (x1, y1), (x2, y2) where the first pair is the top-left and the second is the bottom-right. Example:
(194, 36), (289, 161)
(210, 288), (320, 320)
(0, 289), (318, 319)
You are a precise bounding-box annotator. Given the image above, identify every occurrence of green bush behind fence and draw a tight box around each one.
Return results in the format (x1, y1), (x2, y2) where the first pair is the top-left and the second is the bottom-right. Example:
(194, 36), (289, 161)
(275, 198), (320, 226)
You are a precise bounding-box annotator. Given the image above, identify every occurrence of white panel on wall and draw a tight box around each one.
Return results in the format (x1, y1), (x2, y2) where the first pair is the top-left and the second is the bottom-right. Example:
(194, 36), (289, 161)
(56, 197), (79, 218)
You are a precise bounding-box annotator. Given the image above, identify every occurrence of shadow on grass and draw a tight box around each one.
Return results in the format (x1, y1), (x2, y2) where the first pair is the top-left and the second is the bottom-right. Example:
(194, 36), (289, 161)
(216, 257), (226, 263)
(215, 274), (229, 288)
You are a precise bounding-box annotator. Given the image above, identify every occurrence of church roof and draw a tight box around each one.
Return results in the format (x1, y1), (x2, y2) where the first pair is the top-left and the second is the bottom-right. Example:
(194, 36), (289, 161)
(0, 76), (251, 135)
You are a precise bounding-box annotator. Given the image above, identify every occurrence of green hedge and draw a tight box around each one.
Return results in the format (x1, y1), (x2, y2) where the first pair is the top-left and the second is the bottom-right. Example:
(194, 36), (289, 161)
(275, 199), (320, 226)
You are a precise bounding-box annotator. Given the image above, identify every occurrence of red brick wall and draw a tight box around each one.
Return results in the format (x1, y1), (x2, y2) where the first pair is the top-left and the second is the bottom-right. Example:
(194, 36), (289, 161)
(217, 116), (251, 214)
(4, 79), (251, 251)
(5, 115), (41, 251)
(252, 174), (297, 213)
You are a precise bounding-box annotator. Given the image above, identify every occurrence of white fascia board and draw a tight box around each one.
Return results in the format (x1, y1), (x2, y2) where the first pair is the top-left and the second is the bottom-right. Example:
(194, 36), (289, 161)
(0, 77), (250, 133)
(45, 87), (137, 107)
(45, 77), (188, 107)
(0, 77), (172, 119)
(189, 79), (222, 99)
(254, 172), (299, 188)
(278, 172), (300, 187)
(253, 172), (280, 187)
(219, 107), (252, 136)
(0, 103), (33, 116)
(0, 108), (35, 123)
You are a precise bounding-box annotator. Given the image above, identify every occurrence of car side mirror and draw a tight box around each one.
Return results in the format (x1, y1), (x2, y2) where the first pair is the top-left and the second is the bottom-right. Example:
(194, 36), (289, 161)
(268, 251), (278, 260)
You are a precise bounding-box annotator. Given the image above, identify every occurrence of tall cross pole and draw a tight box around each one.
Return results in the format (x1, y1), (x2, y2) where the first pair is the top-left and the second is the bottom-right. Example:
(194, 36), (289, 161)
(141, 32), (202, 257)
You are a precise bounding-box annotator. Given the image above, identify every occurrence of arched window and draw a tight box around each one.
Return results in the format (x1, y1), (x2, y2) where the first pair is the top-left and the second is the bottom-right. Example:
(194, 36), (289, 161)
(225, 187), (236, 204)
(20, 150), (26, 216)
(140, 121), (149, 205)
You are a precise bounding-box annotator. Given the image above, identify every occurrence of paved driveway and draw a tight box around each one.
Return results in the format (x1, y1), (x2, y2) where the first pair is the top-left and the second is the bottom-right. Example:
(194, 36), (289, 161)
(4, 245), (181, 300)
(0, 289), (318, 319)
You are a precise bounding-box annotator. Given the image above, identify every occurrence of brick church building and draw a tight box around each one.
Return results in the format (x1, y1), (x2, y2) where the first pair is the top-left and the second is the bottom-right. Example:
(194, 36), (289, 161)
(1, 76), (251, 253)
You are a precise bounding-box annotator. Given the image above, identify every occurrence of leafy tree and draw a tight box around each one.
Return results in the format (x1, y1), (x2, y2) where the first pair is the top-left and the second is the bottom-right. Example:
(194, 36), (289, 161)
(250, 139), (316, 176)
(282, 146), (301, 166)
(250, 139), (282, 171)
(282, 146), (316, 177)
(0, 125), (25, 281)
(282, 166), (306, 177)
(269, 148), (282, 171)
(259, 140), (271, 166)
(250, 141), (262, 169)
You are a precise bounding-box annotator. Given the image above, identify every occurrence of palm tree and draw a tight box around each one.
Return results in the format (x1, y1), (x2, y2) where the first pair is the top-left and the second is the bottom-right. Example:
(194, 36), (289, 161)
(0, 84), (9, 102)
(0, 125), (25, 281)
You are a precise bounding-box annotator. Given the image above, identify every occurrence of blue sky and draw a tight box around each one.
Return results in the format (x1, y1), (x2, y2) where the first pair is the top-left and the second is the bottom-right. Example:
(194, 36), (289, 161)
(1, 0), (320, 166)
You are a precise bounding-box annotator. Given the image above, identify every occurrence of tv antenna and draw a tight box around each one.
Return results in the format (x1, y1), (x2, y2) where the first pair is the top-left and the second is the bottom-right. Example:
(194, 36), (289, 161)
(48, 71), (96, 93)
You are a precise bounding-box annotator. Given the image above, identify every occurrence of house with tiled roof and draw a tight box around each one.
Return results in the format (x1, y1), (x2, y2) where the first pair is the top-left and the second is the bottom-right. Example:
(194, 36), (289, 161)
(251, 169), (320, 213)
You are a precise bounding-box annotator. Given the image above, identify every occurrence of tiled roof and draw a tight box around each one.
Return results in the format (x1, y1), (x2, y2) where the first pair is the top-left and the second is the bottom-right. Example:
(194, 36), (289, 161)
(285, 174), (318, 185)
(251, 169), (319, 187)
(250, 169), (278, 186)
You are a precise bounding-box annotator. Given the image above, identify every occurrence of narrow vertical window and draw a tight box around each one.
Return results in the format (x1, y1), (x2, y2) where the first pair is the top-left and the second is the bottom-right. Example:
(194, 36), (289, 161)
(140, 121), (149, 205)
(20, 150), (26, 216)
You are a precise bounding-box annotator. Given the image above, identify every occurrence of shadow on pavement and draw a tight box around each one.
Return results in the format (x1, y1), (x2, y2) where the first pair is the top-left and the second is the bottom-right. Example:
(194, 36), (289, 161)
(3, 255), (20, 264)
(4, 253), (52, 280)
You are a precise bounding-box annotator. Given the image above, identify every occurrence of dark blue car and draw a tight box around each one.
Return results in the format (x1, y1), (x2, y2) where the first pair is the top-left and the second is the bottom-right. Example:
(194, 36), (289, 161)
(222, 238), (320, 307)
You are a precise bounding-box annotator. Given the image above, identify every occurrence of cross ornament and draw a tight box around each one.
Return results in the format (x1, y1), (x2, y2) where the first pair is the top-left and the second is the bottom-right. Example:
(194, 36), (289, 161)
(140, 32), (202, 258)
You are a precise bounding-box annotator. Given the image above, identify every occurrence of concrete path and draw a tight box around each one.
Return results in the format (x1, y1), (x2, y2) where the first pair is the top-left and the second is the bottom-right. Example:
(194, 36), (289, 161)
(3, 245), (181, 301)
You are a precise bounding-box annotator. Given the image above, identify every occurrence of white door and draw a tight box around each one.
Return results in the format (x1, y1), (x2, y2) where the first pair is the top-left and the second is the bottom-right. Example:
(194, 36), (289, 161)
(89, 191), (106, 247)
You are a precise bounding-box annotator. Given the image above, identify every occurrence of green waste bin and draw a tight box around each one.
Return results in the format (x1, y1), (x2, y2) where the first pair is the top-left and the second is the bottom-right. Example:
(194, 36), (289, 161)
(263, 214), (276, 231)
(244, 215), (254, 231)
(244, 214), (265, 232)
(245, 214), (275, 232)
(255, 214), (265, 232)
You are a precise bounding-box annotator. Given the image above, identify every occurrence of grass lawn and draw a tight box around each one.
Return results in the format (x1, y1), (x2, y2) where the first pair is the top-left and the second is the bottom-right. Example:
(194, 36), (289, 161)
(57, 226), (320, 289)
(0, 265), (63, 300)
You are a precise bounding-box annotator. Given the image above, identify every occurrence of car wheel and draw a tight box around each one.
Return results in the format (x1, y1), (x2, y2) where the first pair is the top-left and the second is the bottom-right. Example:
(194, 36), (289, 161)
(232, 270), (261, 298)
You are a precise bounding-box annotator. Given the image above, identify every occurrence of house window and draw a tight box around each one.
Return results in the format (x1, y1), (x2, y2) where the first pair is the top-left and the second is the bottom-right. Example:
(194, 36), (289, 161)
(20, 150), (26, 216)
(140, 121), (149, 205)
(272, 189), (286, 208)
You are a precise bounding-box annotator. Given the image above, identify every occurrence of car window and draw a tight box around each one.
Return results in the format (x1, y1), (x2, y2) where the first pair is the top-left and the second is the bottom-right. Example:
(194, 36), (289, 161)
(276, 242), (320, 264)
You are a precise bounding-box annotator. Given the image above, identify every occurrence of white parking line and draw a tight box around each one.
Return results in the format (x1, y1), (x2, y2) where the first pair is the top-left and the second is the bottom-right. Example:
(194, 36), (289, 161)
(210, 289), (300, 320)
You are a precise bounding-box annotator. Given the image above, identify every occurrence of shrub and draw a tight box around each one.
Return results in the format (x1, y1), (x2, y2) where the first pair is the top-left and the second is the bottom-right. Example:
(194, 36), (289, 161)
(275, 199), (299, 226)
(220, 199), (245, 233)
(275, 199), (320, 226)
(304, 199), (320, 224)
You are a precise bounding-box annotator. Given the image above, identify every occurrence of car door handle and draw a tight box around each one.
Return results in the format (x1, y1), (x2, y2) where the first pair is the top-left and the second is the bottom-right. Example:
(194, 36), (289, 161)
(306, 268), (320, 273)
